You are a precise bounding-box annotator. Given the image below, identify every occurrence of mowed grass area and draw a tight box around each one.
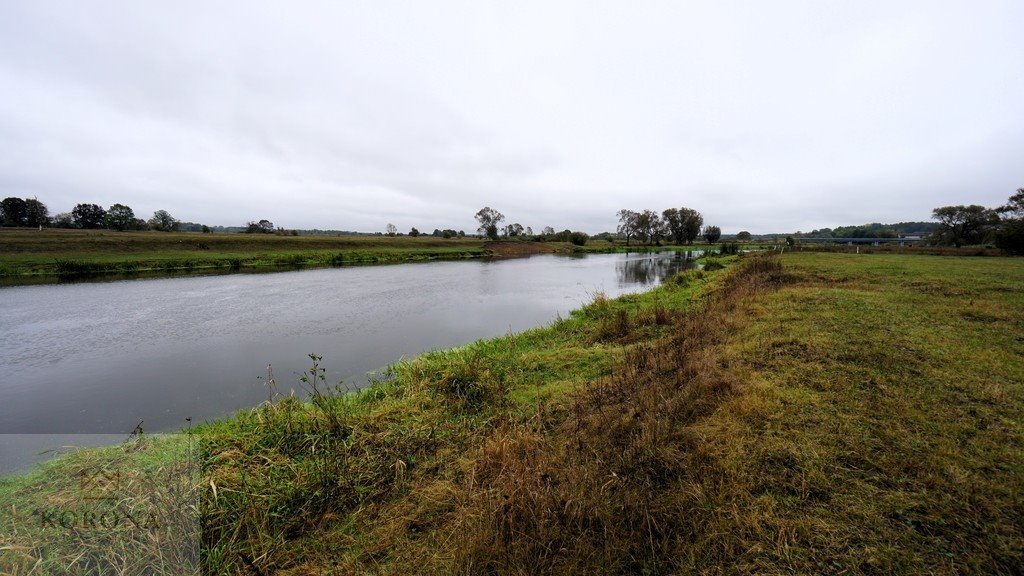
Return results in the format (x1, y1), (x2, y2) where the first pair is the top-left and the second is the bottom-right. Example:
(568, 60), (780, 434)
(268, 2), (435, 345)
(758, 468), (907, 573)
(1, 252), (1020, 574)
(685, 253), (1024, 573)
(0, 228), (489, 279)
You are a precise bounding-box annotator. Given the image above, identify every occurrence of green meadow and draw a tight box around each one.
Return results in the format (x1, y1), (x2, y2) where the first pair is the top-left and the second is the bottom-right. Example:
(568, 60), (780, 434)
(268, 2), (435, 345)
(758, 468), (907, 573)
(0, 229), (491, 280)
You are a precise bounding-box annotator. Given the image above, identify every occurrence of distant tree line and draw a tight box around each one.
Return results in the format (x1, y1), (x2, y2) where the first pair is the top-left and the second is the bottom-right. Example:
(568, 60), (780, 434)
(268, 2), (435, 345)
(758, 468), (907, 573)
(0, 197), (197, 232)
(616, 207), (720, 245)
(0, 197), (49, 228)
(929, 189), (1024, 253)
(378, 224), (466, 238)
(807, 221), (939, 239)
(471, 206), (589, 245)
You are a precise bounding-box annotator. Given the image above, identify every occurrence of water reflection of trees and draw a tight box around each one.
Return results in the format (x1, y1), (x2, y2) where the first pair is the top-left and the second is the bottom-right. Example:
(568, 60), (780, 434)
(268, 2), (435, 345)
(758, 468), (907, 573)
(616, 252), (700, 286)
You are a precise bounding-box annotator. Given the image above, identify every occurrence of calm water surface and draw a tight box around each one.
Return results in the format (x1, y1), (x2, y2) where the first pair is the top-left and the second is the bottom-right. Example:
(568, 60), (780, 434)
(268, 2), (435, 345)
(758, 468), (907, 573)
(0, 252), (698, 470)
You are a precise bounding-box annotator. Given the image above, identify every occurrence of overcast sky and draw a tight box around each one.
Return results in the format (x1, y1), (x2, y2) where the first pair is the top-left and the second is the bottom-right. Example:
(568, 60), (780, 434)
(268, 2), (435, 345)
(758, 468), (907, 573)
(1, 1), (1021, 234)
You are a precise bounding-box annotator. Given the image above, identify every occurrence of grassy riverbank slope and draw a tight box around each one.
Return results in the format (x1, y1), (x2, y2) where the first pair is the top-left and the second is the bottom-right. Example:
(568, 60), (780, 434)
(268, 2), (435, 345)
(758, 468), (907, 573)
(2, 252), (1021, 575)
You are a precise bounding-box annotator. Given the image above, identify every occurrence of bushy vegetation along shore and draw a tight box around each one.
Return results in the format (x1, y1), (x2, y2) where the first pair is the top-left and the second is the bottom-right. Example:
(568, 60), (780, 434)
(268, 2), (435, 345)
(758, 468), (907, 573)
(2, 252), (1021, 575)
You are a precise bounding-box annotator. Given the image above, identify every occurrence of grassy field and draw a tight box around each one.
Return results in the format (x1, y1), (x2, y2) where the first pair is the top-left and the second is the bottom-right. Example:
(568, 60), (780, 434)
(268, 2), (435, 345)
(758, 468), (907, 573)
(1, 252), (1021, 574)
(0, 228), (492, 280)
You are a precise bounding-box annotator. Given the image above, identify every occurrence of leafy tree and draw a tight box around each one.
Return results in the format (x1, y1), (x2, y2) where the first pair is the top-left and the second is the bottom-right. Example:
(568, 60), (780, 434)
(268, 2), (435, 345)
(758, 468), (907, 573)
(525, 226), (533, 237)
(995, 219), (1024, 255)
(660, 207), (704, 244)
(246, 219), (275, 234)
(931, 205), (998, 247)
(505, 223), (524, 237)
(616, 209), (639, 245)
(995, 188), (1024, 254)
(442, 229), (452, 239)
(541, 226), (555, 235)
(385, 223), (397, 236)
(661, 208), (685, 244)
(634, 210), (662, 245)
(569, 231), (589, 246)
(201, 225), (211, 233)
(24, 198), (48, 227)
(104, 203), (136, 231)
(997, 188), (1024, 218)
(1, 197), (27, 226)
(703, 225), (722, 244)
(475, 207), (504, 240)
(547, 229), (574, 242)
(736, 230), (752, 241)
(53, 212), (74, 228)
(72, 203), (107, 229)
(680, 208), (704, 244)
(409, 227), (420, 237)
(148, 210), (180, 232)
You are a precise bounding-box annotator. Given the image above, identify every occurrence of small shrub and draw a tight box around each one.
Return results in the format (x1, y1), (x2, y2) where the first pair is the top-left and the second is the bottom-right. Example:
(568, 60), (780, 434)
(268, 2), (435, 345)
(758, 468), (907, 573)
(671, 269), (705, 286)
(54, 259), (89, 276)
(719, 241), (740, 255)
(595, 309), (630, 341)
(275, 254), (307, 266)
(703, 259), (725, 271)
(419, 349), (506, 412)
(653, 305), (670, 325)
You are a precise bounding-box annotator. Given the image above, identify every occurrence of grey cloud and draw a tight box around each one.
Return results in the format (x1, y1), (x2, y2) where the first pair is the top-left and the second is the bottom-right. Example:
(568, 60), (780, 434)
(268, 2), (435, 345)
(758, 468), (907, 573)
(1, 1), (1022, 233)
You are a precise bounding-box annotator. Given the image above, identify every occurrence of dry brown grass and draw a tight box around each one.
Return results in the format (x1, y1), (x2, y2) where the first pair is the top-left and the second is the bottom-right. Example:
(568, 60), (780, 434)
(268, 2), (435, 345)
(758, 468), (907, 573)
(330, 252), (1023, 575)
(435, 255), (787, 575)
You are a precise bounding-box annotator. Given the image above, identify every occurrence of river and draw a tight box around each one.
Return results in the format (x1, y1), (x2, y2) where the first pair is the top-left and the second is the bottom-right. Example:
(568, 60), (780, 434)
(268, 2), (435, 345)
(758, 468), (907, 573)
(0, 251), (699, 471)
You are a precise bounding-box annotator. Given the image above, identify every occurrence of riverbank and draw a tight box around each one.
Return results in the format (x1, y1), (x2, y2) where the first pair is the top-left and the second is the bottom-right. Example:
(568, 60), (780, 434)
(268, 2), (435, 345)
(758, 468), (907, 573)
(0, 229), (731, 285)
(0, 229), (490, 283)
(0, 252), (731, 573)
(2, 252), (1021, 574)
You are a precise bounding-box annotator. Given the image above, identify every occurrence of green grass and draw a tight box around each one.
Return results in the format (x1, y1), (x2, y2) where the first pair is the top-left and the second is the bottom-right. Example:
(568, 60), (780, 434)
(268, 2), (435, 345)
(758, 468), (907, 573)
(2, 252), (1021, 575)
(0, 229), (489, 281)
(689, 252), (1024, 574)
(0, 434), (200, 574)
